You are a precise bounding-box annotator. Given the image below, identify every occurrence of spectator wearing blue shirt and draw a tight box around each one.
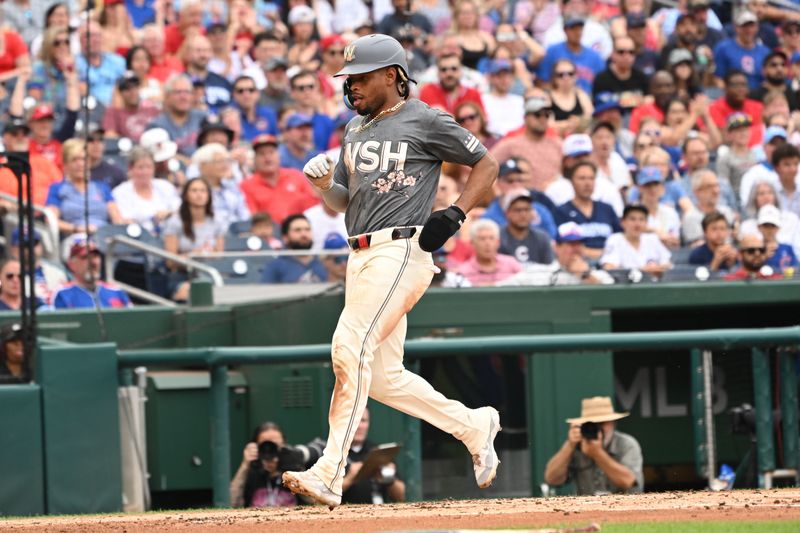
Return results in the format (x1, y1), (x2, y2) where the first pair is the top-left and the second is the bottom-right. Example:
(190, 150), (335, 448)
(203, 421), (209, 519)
(261, 214), (328, 283)
(289, 70), (335, 152)
(75, 19), (126, 106)
(46, 139), (123, 236)
(554, 161), (622, 260)
(688, 211), (738, 272)
(184, 34), (233, 112)
(52, 237), (132, 310)
(125, 0), (156, 28)
(757, 205), (799, 273)
(231, 75), (279, 141)
(482, 158), (558, 239)
(147, 74), (207, 156)
(713, 11), (770, 90)
(279, 114), (319, 172)
(538, 15), (605, 95)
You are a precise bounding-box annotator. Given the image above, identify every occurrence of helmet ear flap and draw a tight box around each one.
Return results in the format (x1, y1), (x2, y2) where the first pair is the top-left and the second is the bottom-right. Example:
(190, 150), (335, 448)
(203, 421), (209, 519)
(343, 78), (356, 110)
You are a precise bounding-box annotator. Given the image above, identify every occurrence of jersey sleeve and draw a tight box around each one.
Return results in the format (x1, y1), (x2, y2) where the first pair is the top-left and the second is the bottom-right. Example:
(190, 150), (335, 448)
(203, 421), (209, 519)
(424, 109), (488, 167)
(333, 144), (349, 189)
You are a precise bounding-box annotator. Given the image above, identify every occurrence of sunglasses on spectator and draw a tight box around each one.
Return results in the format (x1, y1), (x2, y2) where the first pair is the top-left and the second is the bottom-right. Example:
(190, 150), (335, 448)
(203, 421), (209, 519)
(615, 49), (636, 55)
(325, 49), (345, 56)
(741, 247), (766, 255)
(235, 87), (258, 94)
(527, 110), (552, 119)
(439, 65), (459, 73)
(293, 83), (316, 92)
(4, 273), (20, 280)
(88, 136), (104, 143)
(457, 113), (479, 124)
(502, 176), (527, 183)
(786, 28), (800, 35)
(54, 39), (70, 47)
(555, 70), (575, 78)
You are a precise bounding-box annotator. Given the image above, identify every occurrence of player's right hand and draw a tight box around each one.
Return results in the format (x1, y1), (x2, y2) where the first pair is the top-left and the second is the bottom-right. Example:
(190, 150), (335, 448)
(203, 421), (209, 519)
(303, 154), (334, 191)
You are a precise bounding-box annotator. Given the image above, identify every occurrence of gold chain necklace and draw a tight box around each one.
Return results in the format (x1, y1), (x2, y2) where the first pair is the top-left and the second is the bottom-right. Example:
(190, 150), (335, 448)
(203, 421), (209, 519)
(350, 100), (406, 134)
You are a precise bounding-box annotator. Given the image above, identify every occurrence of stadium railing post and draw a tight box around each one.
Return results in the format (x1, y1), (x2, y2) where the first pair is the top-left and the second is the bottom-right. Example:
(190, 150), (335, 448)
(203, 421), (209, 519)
(210, 362), (231, 507)
(751, 348), (775, 486)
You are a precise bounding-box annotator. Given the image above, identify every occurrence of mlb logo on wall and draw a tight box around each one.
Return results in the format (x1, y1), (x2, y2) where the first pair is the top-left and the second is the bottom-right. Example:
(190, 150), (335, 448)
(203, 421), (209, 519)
(464, 134), (479, 153)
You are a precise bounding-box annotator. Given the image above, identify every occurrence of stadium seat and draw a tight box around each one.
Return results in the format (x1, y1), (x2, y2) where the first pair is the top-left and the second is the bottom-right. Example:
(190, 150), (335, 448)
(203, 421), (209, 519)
(193, 256), (270, 284)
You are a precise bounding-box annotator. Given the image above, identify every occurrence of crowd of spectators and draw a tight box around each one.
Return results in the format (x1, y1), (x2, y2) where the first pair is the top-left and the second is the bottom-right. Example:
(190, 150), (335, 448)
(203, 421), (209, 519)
(0, 0), (797, 307)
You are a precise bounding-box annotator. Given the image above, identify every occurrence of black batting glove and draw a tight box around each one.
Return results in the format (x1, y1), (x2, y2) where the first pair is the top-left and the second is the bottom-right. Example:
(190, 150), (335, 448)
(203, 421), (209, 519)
(419, 205), (466, 252)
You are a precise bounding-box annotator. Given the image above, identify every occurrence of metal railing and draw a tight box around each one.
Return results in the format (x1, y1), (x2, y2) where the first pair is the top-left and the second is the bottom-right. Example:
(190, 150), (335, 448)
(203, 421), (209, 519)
(117, 325), (800, 508)
(106, 235), (225, 287)
(0, 192), (61, 262)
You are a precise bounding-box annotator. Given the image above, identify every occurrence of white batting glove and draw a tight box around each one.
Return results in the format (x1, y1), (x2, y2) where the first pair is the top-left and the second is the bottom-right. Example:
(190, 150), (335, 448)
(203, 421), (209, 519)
(303, 154), (334, 191)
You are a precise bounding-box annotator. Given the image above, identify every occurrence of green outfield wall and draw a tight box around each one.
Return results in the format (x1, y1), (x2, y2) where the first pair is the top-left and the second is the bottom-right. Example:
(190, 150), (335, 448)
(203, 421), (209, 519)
(1, 280), (799, 515)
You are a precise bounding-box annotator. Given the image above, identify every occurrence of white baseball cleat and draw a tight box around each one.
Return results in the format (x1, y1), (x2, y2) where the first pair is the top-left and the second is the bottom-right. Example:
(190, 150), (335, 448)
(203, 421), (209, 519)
(282, 470), (341, 510)
(473, 407), (501, 488)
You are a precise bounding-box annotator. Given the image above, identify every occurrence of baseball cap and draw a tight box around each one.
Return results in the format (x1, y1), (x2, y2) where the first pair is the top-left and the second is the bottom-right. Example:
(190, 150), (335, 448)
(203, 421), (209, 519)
(564, 14), (586, 28)
(487, 59), (513, 75)
(252, 134), (279, 149)
(140, 128), (178, 163)
(320, 34), (345, 52)
(625, 12), (647, 28)
(498, 158), (524, 177)
(0, 323), (23, 344)
(668, 48), (694, 67)
(764, 126), (788, 144)
(637, 166), (664, 186)
(735, 11), (758, 26)
(562, 134), (593, 157)
(676, 13), (693, 25)
(285, 113), (313, 129)
(288, 5), (315, 25)
(69, 239), (100, 258)
(10, 227), (41, 246)
(792, 51), (800, 65)
(524, 96), (551, 114)
(265, 57), (289, 71)
(117, 71), (140, 90)
(593, 92), (622, 116)
(3, 117), (30, 134)
(757, 204), (782, 227)
(323, 233), (348, 250)
(556, 221), (585, 243)
(726, 112), (753, 130)
(501, 187), (532, 212)
(764, 50), (788, 67)
(206, 22), (227, 34)
(197, 114), (234, 147)
(29, 104), (55, 121)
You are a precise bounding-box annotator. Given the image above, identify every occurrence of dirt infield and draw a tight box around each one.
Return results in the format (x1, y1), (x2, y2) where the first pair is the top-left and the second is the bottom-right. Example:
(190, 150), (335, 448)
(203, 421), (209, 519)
(3, 488), (800, 533)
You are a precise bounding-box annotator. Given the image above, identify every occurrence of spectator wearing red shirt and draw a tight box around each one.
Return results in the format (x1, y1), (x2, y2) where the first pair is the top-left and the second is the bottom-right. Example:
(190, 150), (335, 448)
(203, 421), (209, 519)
(629, 71), (676, 133)
(28, 105), (64, 172)
(240, 134), (319, 224)
(419, 53), (485, 117)
(103, 72), (160, 142)
(724, 233), (783, 280)
(709, 70), (764, 148)
(0, 118), (61, 208)
(141, 24), (184, 83)
(164, 0), (205, 56)
(0, 27), (30, 80)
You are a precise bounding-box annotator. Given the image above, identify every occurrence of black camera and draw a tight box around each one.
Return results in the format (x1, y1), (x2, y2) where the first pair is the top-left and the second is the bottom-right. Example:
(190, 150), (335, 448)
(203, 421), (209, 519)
(257, 438), (325, 472)
(580, 421), (600, 440)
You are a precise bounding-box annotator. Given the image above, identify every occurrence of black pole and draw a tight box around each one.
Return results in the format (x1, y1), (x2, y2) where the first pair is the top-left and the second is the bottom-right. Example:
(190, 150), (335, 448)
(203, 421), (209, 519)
(5, 151), (36, 367)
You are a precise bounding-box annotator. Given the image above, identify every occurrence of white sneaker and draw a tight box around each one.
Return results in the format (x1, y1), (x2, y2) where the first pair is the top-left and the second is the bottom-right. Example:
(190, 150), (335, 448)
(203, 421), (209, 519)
(472, 407), (501, 488)
(282, 470), (341, 510)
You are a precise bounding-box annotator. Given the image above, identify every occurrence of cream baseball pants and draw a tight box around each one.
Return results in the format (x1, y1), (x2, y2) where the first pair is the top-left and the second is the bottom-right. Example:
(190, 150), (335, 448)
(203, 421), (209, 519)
(309, 228), (490, 496)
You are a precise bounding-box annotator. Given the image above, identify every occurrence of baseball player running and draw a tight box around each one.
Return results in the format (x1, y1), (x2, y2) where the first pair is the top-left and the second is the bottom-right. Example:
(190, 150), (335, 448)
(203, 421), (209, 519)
(282, 34), (500, 509)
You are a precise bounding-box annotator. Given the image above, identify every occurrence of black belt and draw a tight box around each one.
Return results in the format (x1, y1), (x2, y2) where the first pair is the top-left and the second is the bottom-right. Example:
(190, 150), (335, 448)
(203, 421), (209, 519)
(347, 227), (417, 251)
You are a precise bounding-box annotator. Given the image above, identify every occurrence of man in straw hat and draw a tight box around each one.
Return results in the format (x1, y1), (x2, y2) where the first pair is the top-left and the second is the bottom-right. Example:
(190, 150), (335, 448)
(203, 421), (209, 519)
(544, 396), (643, 495)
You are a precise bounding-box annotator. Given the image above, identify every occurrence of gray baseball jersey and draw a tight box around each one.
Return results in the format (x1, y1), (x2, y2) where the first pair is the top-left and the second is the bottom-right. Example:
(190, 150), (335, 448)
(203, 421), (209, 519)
(333, 99), (488, 236)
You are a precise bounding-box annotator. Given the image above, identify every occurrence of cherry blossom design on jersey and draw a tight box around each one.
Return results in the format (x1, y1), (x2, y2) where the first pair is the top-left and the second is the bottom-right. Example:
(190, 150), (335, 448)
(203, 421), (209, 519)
(371, 169), (418, 196)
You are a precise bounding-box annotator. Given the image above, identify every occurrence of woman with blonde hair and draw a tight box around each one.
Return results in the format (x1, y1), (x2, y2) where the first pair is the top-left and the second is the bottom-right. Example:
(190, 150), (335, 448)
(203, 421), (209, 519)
(45, 139), (123, 236)
(451, 0), (496, 71)
(29, 26), (76, 109)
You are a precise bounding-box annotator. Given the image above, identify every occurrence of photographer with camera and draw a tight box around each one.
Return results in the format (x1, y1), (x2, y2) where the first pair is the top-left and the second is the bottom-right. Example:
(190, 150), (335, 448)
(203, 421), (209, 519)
(544, 397), (643, 495)
(230, 422), (325, 508)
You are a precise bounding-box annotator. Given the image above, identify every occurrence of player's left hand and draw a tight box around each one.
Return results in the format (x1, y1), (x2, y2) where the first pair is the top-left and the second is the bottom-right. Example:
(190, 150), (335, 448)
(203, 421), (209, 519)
(419, 205), (466, 252)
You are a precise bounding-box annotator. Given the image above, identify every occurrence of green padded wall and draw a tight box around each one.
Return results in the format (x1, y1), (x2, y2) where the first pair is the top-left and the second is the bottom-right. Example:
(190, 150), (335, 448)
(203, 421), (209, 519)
(38, 344), (122, 514)
(0, 385), (44, 516)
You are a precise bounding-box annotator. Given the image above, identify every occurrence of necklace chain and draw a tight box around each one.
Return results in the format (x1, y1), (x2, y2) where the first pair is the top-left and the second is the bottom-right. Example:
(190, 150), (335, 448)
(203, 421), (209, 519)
(350, 101), (406, 134)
